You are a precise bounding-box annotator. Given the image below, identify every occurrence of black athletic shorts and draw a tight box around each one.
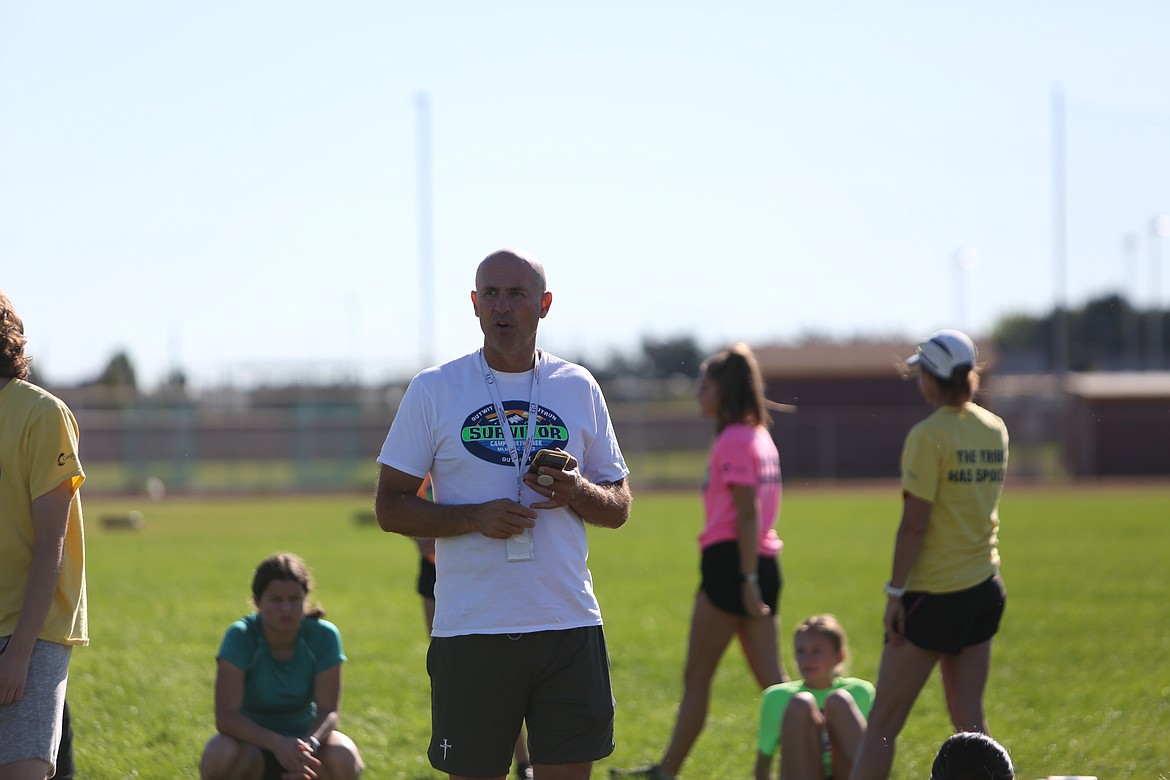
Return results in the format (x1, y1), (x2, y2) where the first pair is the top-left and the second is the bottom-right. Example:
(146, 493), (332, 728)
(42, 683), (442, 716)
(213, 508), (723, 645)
(699, 540), (781, 616)
(901, 574), (1006, 654)
(427, 626), (615, 777)
(417, 555), (436, 599)
(260, 749), (284, 780)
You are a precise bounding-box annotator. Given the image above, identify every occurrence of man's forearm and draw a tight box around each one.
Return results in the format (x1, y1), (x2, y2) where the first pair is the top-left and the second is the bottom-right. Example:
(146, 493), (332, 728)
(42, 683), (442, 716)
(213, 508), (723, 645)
(376, 491), (479, 538)
(569, 479), (631, 529)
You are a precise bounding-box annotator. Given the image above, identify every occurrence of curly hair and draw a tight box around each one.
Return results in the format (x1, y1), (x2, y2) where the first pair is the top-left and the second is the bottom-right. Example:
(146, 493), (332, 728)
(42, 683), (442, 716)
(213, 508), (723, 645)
(0, 290), (32, 381)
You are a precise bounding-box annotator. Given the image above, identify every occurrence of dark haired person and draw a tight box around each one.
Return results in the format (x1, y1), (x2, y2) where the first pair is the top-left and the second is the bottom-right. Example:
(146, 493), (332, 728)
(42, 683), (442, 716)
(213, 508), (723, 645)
(376, 248), (631, 780)
(930, 732), (1014, 780)
(849, 330), (1010, 780)
(0, 290), (88, 780)
(613, 343), (788, 780)
(200, 553), (363, 780)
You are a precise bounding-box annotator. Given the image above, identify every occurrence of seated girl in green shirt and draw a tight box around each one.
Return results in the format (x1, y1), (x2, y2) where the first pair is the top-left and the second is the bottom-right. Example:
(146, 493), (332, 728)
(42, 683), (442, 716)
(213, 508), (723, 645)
(199, 553), (364, 780)
(755, 615), (873, 780)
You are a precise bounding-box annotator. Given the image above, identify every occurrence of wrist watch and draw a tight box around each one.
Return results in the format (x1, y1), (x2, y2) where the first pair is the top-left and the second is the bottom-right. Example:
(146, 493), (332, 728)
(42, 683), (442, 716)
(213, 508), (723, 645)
(741, 572), (759, 584)
(307, 735), (321, 754)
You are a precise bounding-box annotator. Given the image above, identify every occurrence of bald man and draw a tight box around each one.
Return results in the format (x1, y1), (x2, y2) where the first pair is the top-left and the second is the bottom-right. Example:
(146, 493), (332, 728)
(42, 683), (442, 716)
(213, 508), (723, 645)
(376, 249), (632, 780)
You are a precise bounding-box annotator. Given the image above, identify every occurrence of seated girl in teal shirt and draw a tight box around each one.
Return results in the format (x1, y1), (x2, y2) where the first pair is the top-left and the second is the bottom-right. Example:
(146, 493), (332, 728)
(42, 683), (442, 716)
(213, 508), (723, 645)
(755, 615), (873, 780)
(199, 553), (364, 780)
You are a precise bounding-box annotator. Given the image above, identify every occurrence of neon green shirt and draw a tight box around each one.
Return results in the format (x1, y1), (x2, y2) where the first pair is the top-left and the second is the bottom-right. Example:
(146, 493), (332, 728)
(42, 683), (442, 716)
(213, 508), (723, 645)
(757, 677), (875, 774)
(901, 402), (1009, 593)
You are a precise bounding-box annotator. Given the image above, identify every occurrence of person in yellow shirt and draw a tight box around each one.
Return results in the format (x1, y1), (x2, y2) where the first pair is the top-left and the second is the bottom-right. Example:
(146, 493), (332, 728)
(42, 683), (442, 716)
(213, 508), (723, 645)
(849, 329), (1009, 780)
(0, 290), (88, 780)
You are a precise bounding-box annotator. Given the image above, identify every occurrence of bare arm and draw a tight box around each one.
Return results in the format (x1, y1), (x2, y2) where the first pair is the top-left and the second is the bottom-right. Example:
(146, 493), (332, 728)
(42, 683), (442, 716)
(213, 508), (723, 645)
(307, 664), (342, 747)
(523, 456), (631, 529)
(0, 480), (71, 706)
(731, 482), (769, 617)
(884, 492), (932, 643)
(213, 659), (320, 775)
(374, 464), (537, 540)
(567, 477), (631, 529)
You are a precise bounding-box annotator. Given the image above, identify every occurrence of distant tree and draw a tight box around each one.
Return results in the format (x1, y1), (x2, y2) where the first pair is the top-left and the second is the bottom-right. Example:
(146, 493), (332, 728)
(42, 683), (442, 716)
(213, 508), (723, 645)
(154, 366), (189, 400)
(1071, 294), (1128, 369)
(95, 351), (139, 391)
(579, 336), (705, 383)
(991, 312), (1048, 353)
(162, 367), (188, 389)
(585, 350), (642, 382)
(640, 335), (703, 379)
(991, 292), (1167, 371)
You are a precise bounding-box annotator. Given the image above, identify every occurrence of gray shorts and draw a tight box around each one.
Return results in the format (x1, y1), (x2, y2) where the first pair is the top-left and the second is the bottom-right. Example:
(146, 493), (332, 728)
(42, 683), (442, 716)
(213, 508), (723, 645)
(0, 637), (71, 774)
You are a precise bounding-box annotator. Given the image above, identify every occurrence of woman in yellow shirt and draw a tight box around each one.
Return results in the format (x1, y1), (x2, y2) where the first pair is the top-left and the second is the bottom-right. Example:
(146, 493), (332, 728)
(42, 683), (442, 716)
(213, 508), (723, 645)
(849, 330), (1010, 780)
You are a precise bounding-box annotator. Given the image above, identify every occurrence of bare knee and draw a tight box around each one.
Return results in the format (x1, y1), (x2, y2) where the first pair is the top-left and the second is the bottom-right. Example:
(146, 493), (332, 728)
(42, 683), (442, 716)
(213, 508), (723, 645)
(783, 691), (822, 732)
(200, 734), (257, 780)
(318, 731), (364, 780)
(823, 690), (859, 723)
(0, 758), (52, 780)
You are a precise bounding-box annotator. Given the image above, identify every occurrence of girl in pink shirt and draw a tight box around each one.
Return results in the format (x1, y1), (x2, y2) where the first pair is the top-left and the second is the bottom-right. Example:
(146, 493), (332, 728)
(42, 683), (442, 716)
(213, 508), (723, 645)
(612, 343), (789, 780)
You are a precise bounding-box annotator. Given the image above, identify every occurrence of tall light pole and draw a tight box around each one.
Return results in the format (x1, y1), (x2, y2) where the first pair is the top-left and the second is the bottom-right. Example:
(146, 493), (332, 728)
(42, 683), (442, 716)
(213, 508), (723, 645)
(1050, 84), (1069, 376)
(1150, 214), (1170, 370)
(416, 91), (436, 369)
(1123, 232), (1141, 368)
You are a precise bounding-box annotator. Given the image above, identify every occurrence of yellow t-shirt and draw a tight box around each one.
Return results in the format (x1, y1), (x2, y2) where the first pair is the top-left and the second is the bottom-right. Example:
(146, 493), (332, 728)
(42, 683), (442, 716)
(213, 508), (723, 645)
(901, 402), (1008, 593)
(0, 379), (89, 645)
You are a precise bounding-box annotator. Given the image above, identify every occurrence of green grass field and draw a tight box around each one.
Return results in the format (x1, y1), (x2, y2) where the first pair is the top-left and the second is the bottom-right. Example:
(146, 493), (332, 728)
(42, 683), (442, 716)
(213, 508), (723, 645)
(71, 484), (1170, 779)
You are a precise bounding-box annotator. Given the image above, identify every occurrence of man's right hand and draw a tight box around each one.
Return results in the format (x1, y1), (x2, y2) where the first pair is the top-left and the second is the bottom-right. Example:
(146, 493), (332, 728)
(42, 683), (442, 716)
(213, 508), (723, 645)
(469, 499), (538, 539)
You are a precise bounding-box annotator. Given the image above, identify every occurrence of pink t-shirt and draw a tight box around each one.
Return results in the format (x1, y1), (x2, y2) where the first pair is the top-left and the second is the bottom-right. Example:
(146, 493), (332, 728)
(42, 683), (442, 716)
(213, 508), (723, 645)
(699, 423), (782, 556)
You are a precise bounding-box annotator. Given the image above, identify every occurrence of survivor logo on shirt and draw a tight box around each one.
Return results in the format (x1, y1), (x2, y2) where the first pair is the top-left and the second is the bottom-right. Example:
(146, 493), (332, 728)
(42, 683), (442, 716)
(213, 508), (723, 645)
(462, 402), (569, 467)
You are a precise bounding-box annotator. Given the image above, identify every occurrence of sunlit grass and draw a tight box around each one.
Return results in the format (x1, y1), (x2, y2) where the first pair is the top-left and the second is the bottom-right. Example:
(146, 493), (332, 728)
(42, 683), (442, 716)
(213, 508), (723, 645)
(71, 485), (1170, 778)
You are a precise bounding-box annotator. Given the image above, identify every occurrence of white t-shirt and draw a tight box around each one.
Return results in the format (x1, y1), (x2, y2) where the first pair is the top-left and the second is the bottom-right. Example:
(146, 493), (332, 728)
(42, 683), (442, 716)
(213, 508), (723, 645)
(378, 350), (629, 637)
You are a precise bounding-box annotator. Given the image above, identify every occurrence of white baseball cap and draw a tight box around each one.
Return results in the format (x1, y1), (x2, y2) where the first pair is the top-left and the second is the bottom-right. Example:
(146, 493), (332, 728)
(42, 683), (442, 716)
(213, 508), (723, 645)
(906, 329), (978, 380)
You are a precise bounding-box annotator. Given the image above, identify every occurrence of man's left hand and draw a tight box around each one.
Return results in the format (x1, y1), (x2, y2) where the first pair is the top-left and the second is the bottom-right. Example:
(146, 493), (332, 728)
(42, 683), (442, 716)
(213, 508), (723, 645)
(524, 456), (581, 510)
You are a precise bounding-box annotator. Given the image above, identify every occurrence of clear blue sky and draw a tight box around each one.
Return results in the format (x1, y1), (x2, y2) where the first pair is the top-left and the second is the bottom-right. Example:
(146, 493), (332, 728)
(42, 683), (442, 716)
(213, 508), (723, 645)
(3, 1), (1168, 388)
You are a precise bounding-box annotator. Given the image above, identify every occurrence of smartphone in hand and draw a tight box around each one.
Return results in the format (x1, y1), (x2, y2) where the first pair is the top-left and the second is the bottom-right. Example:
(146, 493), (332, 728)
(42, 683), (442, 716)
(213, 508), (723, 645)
(527, 449), (570, 485)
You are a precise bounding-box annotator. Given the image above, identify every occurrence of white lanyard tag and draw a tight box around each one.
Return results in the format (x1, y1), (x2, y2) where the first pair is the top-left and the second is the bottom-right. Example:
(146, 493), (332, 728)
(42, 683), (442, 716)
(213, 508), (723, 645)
(479, 349), (542, 561)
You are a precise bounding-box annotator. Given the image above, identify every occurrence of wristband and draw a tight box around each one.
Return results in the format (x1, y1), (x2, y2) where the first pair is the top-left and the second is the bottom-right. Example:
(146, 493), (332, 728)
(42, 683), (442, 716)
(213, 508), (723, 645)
(307, 735), (321, 754)
(741, 572), (759, 584)
(884, 582), (906, 598)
